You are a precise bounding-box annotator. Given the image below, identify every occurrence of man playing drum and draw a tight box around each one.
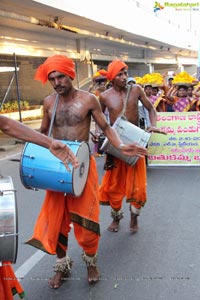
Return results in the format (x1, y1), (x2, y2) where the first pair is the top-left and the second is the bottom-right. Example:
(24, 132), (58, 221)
(25, 54), (148, 289)
(0, 115), (79, 170)
(0, 115), (79, 300)
(98, 59), (163, 233)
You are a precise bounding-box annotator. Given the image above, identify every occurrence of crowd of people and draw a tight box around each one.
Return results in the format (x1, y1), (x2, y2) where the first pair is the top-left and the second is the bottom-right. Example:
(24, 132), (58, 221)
(134, 72), (199, 114)
(89, 69), (200, 133)
(1, 54), (199, 298)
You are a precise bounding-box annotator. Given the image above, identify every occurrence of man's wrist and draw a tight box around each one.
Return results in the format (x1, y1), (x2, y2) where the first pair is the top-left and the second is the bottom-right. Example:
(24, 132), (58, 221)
(118, 143), (125, 150)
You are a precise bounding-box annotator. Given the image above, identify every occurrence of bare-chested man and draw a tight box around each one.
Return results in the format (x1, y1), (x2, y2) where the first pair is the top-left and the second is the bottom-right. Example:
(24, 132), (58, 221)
(26, 55), (147, 289)
(98, 59), (163, 233)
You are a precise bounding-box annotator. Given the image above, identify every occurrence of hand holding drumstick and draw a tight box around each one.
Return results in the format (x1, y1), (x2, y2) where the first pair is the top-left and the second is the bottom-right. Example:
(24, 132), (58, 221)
(146, 126), (167, 135)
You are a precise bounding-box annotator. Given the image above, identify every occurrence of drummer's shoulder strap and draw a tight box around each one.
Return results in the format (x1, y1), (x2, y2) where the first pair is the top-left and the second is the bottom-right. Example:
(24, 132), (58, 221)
(48, 93), (59, 137)
(121, 84), (132, 119)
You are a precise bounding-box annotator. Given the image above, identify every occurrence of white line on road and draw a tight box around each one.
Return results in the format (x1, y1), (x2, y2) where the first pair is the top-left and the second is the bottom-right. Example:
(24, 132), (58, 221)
(0, 151), (22, 161)
(15, 250), (46, 281)
(1, 151), (47, 279)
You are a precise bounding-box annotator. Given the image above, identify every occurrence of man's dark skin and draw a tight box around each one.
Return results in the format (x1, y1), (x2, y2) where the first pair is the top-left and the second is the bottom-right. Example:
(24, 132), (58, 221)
(99, 67), (164, 232)
(40, 70), (148, 288)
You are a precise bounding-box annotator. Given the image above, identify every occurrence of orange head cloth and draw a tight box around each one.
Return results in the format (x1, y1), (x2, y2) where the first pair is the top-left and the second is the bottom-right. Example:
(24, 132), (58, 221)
(34, 55), (76, 84)
(106, 59), (128, 81)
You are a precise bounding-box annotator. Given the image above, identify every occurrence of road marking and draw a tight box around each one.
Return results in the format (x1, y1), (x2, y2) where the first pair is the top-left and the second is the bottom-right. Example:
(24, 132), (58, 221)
(1, 151), (46, 280)
(15, 250), (46, 280)
(0, 151), (22, 161)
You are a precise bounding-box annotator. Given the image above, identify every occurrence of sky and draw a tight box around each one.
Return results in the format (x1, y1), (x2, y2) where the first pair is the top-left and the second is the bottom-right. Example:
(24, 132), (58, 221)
(140, 0), (200, 35)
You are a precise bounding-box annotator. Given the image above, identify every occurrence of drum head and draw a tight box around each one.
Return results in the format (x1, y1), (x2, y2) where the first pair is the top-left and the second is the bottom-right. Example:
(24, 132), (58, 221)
(100, 117), (122, 152)
(0, 176), (18, 263)
(100, 117), (151, 166)
(72, 142), (90, 196)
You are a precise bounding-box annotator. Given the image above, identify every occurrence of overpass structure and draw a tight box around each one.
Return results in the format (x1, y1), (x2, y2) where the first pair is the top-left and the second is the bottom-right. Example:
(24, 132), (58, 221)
(0, 0), (200, 77)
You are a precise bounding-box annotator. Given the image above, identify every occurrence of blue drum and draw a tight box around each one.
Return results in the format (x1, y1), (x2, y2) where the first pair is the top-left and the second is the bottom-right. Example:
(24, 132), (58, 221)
(20, 141), (90, 197)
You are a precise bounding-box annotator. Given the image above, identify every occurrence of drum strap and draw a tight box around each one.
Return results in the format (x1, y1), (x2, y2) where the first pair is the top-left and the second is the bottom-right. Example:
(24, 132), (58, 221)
(48, 93), (59, 137)
(121, 84), (132, 119)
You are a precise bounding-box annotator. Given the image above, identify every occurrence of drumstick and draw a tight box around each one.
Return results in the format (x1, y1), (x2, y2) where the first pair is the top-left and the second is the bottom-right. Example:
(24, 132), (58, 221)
(150, 130), (167, 135)
(89, 131), (97, 139)
(146, 128), (167, 135)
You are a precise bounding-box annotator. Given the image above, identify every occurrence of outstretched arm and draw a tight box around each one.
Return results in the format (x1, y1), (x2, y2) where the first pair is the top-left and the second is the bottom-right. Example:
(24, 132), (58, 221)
(91, 95), (148, 157)
(0, 115), (79, 170)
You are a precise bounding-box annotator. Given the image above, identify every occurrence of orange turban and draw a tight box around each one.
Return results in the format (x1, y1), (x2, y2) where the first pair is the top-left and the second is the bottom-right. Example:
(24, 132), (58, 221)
(34, 55), (76, 84)
(106, 59), (128, 81)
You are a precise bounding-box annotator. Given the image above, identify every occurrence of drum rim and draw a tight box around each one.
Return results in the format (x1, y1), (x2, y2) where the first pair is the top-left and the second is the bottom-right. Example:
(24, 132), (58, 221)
(0, 176), (18, 263)
(13, 188), (18, 263)
(72, 141), (90, 197)
(19, 142), (30, 190)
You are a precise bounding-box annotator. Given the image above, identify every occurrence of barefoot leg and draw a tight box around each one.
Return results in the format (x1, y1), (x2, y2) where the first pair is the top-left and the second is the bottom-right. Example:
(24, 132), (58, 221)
(48, 271), (65, 289)
(87, 266), (100, 284)
(48, 254), (73, 289)
(108, 209), (124, 232)
(82, 252), (100, 284)
(130, 213), (139, 233)
(107, 220), (120, 232)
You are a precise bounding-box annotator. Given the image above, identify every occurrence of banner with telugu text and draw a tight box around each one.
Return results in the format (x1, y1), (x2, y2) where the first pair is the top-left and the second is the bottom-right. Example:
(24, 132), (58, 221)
(148, 112), (200, 166)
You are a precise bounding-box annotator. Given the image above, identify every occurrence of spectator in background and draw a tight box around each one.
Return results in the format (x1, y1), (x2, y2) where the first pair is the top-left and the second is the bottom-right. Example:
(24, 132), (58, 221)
(89, 70), (108, 155)
(191, 84), (200, 111)
(144, 85), (165, 112)
(88, 69), (107, 97)
(163, 73), (175, 112)
(167, 77), (174, 89)
(152, 86), (159, 96)
(165, 85), (191, 112)
(127, 77), (136, 85)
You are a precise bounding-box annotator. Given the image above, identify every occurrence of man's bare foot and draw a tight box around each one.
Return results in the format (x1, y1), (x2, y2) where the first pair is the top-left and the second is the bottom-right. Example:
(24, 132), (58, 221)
(49, 255), (73, 289)
(48, 271), (65, 289)
(130, 213), (139, 233)
(107, 220), (120, 232)
(87, 266), (100, 284)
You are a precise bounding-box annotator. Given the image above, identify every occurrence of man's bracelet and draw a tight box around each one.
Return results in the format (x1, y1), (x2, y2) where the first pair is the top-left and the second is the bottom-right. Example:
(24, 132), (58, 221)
(118, 143), (125, 150)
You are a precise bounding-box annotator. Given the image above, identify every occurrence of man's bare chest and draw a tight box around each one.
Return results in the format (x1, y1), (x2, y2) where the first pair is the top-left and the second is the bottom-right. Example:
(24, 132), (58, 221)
(50, 102), (86, 127)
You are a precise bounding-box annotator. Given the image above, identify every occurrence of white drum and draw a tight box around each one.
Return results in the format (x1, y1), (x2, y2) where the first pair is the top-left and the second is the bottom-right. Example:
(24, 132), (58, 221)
(101, 117), (151, 166)
(0, 175), (18, 263)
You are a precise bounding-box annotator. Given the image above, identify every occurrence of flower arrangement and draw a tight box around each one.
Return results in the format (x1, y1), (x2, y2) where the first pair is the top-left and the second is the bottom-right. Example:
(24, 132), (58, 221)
(172, 71), (197, 85)
(134, 76), (143, 85)
(93, 69), (107, 82)
(140, 73), (164, 86)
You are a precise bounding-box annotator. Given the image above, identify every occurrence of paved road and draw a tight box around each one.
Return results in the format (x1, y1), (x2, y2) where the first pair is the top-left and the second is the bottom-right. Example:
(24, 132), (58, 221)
(0, 132), (25, 159)
(1, 139), (200, 300)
